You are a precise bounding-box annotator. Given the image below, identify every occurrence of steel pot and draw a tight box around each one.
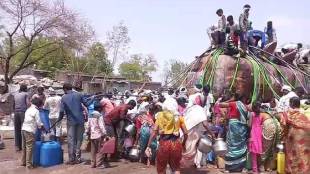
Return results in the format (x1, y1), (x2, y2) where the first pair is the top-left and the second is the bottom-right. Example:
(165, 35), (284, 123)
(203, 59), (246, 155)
(197, 137), (212, 153)
(212, 138), (227, 156)
(124, 123), (136, 136)
(128, 146), (140, 160)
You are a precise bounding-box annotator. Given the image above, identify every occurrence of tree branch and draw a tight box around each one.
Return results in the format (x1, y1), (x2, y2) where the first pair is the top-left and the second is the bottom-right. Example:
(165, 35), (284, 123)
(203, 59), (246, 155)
(9, 47), (59, 79)
(9, 0), (23, 37)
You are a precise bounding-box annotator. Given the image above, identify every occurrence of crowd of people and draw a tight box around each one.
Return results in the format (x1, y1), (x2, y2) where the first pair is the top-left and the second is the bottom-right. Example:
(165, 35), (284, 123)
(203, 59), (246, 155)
(11, 81), (310, 174)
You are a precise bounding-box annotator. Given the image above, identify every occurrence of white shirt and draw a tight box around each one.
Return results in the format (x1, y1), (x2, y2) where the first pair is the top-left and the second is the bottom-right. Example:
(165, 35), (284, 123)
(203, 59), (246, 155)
(204, 93), (215, 118)
(44, 95), (62, 119)
(277, 91), (298, 112)
(137, 101), (149, 114)
(22, 105), (43, 134)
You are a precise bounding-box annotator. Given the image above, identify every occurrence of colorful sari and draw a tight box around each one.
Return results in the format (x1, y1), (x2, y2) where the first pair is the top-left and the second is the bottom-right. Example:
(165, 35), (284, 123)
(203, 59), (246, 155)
(225, 101), (250, 172)
(284, 109), (310, 174)
(136, 114), (157, 158)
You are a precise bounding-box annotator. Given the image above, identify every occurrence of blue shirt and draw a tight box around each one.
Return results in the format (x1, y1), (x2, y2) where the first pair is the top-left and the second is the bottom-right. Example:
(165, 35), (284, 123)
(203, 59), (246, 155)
(60, 90), (86, 125)
(247, 30), (267, 48)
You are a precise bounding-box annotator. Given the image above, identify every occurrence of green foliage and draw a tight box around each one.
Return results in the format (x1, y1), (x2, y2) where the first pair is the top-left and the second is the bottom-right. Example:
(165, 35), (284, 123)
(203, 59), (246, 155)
(119, 54), (157, 81)
(7, 38), (113, 77)
(7, 37), (72, 77)
(66, 42), (113, 75)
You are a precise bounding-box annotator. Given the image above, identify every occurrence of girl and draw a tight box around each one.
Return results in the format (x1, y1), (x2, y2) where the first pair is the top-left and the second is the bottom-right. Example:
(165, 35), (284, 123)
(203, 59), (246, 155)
(249, 101), (263, 173)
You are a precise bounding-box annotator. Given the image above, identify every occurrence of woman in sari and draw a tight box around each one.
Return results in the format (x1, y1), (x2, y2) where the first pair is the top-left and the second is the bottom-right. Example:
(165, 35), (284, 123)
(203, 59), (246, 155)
(219, 93), (250, 172)
(145, 106), (188, 174)
(282, 97), (310, 174)
(181, 89), (214, 169)
(135, 103), (157, 166)
(256, 98), (283, 171)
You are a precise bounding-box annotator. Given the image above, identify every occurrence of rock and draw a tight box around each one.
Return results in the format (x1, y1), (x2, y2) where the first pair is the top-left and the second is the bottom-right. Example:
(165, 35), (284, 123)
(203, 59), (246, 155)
(0, 125), (14, 139)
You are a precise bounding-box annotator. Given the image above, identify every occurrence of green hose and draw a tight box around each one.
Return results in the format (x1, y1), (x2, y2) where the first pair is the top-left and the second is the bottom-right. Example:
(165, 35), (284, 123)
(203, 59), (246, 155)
(201, 48), (223, 89)
(247, 55), (280, 100)
(262, 56), (294, 88)
(229, 57), (240, 90)
(200, 48), (281, 101)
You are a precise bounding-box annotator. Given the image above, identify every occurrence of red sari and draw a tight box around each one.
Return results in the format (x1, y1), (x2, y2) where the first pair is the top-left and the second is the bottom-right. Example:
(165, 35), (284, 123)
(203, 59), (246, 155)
(284, 109), (310, 174)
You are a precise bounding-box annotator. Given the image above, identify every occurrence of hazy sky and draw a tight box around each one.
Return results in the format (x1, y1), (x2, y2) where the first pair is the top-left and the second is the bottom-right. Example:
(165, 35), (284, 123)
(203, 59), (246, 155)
(65, 0), (310, 82)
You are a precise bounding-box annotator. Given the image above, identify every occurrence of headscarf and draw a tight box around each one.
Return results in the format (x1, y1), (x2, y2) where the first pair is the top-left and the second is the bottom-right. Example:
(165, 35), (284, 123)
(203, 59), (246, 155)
(162, 95), (179, 117)
(156, 110), (179, 135)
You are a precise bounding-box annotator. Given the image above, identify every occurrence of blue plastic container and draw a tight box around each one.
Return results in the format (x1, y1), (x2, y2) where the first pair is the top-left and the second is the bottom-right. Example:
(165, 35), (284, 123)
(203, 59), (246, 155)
(33, 141), (42, 166)
(39, 109), (50, 130)
(40, 141), (63, 167)
(35, 128), (41, 141)
(35, 109), (50, 141)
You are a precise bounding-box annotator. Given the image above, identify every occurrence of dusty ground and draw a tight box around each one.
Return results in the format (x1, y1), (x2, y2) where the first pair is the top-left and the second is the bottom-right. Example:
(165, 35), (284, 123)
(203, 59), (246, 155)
(0, 139), (276, 174)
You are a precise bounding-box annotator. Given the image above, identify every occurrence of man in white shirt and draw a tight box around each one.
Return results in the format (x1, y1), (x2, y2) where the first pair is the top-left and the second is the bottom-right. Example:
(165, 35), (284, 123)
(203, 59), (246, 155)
(203, 85), (215, 119)
(277, 85), (298, 113)
(44, 88), (62, 139)
(21, 97), (43, 168)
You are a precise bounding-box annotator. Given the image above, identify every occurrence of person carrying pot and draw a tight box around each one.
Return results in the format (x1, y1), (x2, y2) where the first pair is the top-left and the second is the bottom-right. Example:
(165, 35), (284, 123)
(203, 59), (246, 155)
(103, 100), (136, 157)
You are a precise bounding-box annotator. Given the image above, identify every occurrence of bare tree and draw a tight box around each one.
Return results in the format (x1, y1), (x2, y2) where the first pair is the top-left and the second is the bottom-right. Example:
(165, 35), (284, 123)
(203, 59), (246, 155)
(105, 21), (130, 68)
(162, 59), (188, 87)
(0, 0), (94, 93)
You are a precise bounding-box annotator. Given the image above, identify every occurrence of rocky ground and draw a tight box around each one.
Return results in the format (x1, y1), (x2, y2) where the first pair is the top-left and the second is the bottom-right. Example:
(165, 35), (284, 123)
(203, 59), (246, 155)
(0, 139), (276, 174)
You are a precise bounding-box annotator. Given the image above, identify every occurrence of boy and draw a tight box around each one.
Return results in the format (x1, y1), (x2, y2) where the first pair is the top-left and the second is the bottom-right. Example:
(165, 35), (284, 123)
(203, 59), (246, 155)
(21, 97), (44, 169)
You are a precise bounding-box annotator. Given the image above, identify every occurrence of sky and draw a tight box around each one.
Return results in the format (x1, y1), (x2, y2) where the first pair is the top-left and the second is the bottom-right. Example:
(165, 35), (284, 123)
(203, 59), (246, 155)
(65, 0), (310, 82)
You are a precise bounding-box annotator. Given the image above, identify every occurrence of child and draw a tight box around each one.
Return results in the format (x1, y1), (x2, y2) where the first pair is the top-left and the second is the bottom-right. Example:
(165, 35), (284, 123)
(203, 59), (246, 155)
(249, 101), (263, 173)
(85, 102), (106, 168)
(21, 97), (44, 169)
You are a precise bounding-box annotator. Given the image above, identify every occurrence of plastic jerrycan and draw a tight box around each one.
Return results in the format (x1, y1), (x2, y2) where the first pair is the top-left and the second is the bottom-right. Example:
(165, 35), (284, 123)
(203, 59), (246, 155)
(277, 142), (285, 174)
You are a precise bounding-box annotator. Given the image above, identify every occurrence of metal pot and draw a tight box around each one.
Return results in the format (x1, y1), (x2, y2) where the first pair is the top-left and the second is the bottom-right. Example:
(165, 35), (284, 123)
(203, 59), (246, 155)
(124, 123), (136, 136)
(128, 146), (140, 160)
(197, 137), (212, 153)
(212, 138), (227, 156)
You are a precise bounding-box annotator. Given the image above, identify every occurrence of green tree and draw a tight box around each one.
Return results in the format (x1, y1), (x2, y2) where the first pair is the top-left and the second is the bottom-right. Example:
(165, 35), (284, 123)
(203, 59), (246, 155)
(119, 54), (157, 81)
(84, 42), (113, 75)
(8, 37), (74, 76)
(66, 42), (113, 76)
